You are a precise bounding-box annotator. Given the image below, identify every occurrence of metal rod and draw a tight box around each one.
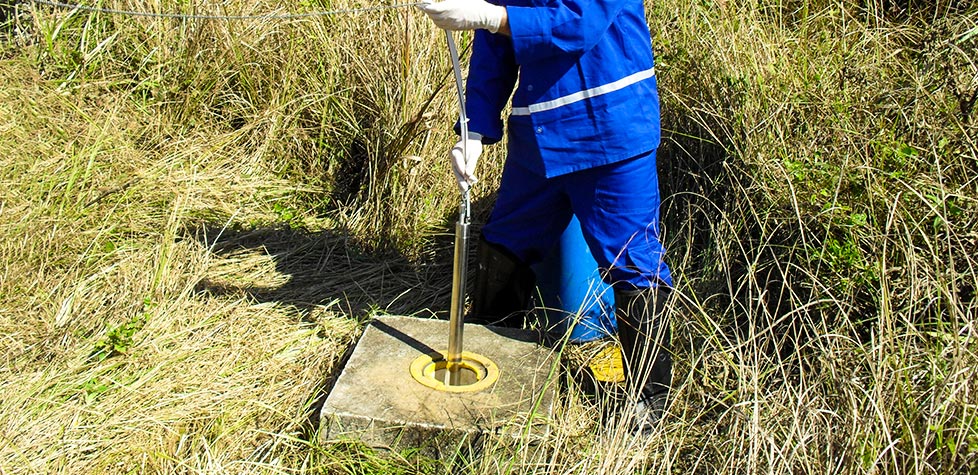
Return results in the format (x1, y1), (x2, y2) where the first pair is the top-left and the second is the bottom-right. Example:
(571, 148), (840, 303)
(445, 30), (470, 386)
(447, 216), (469, 385)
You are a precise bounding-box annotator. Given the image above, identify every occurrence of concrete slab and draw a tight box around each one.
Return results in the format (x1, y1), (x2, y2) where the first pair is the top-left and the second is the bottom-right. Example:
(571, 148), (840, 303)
(320, 315), (557, 454)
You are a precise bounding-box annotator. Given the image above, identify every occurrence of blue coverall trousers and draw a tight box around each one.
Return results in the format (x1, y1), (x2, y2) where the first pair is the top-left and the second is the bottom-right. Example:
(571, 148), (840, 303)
(481, 150), (673, 291)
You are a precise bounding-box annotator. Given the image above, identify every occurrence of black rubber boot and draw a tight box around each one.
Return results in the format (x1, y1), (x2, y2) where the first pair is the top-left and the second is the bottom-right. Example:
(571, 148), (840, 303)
(469, 237), (536, 328)
(615, 286), (672, 433)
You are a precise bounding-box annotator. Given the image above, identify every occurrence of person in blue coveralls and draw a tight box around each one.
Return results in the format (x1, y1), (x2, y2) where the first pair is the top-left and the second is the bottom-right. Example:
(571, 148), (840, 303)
(419, 0), (672, 432)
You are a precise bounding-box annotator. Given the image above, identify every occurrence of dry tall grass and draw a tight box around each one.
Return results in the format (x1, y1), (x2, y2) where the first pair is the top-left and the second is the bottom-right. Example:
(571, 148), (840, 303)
(1, 0), (976, 473)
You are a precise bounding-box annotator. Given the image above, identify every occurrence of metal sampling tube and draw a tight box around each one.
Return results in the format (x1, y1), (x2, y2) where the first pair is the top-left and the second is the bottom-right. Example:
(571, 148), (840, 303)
(445, 31), (470, 386)
(447, 205), (469, 385)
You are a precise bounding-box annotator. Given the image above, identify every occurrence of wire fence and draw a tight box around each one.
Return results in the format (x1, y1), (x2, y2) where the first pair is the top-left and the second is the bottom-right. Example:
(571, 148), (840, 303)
(26, 0), (426, 20)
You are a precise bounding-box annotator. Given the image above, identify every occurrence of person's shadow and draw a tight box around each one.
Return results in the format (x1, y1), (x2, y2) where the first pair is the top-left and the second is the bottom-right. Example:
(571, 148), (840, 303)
(186, 187), (498, 315)
(188, 219), (453, 319)
(181, 191), (499, 439)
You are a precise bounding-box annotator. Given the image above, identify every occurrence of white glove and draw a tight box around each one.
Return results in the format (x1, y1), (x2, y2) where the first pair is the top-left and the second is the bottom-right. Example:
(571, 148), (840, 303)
(450, 132), (483, 192)
(417, 0), (506, 33)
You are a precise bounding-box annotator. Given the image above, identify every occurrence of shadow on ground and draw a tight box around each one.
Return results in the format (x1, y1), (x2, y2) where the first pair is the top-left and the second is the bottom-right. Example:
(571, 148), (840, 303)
(178, 216), (472, 439)
(176, 193), (506, 441)
(182, 219), (463, 320)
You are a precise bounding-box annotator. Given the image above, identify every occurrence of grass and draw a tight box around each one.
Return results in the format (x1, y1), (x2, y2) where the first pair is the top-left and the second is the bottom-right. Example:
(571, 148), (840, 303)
(1, 0), (977, 473)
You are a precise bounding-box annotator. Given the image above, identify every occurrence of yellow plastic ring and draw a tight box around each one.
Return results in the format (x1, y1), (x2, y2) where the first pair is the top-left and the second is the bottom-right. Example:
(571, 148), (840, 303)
(410, 350), (499, 393)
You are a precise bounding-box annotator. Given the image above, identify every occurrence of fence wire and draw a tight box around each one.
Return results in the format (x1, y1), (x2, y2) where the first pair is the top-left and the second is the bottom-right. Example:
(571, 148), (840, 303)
(28, 0), (426, 20)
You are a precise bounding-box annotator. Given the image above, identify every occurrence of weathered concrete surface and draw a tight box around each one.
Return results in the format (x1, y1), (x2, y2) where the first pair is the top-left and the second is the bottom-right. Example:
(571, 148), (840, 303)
(320, 315), (557, 454)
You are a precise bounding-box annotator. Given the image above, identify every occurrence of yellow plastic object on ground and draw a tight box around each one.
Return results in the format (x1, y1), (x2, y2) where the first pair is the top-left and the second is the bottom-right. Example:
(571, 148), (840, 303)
(410, 350), (500, 393)
(588, 344), (625, 384)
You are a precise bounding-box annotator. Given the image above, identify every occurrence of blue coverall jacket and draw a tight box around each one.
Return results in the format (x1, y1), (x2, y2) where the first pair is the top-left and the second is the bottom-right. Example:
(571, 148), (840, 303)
(465, 0), (661, 178)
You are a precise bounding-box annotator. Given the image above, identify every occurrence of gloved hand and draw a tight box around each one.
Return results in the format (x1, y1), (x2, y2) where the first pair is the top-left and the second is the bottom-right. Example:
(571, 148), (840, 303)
(417, 0), (506, 33)
(450, 132), (483, 192)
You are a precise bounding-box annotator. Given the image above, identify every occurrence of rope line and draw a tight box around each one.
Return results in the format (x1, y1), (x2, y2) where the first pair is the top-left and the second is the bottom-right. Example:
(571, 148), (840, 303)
(28, 0), (426, 20)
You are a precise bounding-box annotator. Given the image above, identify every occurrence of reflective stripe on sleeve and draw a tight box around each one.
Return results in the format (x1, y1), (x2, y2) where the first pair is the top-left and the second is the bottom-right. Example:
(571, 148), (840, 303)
(511, 67), (655, 117)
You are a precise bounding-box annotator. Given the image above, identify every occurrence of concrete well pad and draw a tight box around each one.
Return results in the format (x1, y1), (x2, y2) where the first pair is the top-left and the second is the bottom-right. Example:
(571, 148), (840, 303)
(319, 315), (557, 453)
